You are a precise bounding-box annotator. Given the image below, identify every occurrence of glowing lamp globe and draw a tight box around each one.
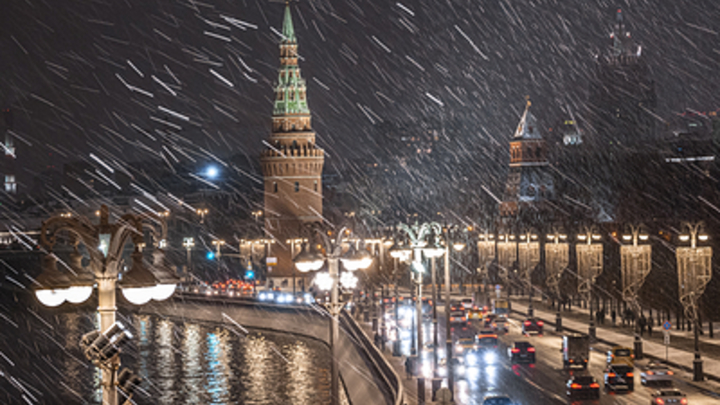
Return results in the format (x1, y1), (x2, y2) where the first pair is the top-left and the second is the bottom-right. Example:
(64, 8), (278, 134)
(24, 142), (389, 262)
(36, 289), (68, 307)
(152, 284), (177, 301)
(122, 288), (155, 306)
(65, 286), (94, 304)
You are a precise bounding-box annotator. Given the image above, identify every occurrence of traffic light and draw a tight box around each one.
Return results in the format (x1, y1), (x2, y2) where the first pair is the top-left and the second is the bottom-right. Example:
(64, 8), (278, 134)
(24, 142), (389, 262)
(206, 251), (215, 260)
(245, 269), (255, 280)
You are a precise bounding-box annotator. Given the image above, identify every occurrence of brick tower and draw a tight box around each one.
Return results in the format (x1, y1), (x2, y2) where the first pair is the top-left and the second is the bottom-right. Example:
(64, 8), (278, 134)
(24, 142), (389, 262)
(499, 99), (555, 222)
(260, 4), (324, 285)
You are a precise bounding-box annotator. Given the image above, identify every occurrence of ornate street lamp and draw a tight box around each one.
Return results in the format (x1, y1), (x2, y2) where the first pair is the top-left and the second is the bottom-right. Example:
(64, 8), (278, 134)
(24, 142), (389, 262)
(477, 231), (496, 305)
(546, 230), (569, 331)
(34, 205), (177, 405)
(576, 229), (603, 339)
(518, 231), (539, 316)
(621, 225), (651, 359)
(497, 233), (517, 298)
(677, 222), (712, 381)
(293, 225), (373, 405)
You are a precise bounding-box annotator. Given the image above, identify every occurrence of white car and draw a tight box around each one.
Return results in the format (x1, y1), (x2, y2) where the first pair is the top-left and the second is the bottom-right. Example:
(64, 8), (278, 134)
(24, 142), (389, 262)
(641, 362), (675, 386)
(650, 388), (687, 404)
(492, 316), (509, 333)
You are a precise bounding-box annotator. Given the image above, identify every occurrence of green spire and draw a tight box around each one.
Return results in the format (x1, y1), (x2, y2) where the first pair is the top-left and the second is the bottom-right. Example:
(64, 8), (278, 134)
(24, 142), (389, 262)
(282, 4), (296, 43)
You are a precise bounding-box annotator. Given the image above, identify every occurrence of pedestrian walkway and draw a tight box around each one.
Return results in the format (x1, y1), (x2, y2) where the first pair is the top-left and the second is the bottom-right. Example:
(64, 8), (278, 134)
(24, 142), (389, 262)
(508, 296), (720, 388)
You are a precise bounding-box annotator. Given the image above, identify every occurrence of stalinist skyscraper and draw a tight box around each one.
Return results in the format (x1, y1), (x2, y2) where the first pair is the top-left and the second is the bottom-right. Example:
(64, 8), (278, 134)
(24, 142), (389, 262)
(260, 4), (324, 287)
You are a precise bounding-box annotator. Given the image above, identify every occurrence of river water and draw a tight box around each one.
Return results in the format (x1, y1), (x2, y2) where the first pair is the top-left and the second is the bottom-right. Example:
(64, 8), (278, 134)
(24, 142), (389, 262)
(0, 293), (337, 405)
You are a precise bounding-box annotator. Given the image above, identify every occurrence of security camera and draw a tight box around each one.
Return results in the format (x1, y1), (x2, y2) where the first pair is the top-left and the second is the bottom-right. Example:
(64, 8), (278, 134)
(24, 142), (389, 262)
(80, 322), (133, 365)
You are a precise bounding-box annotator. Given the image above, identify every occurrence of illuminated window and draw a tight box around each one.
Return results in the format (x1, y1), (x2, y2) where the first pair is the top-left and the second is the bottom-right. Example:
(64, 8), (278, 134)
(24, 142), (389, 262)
(4, 175), (16, 194)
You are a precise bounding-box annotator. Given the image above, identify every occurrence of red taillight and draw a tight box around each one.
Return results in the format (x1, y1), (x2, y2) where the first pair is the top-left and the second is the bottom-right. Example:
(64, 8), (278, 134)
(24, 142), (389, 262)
(524, 321), (531, 326)
(511, 348), (520, 353)
(626, 372), (633, 377)
(590, 383), (600, 389)
(570, 383), (581, 389)
(608, 372), (616, 377)
(494, 345), (497, 348)
(647, 371), (655, 375)
(537, 321), (544, 327)
(667, 371), (674, 375)
(450, 317), (455, 321)
(656, 398), (664, 405)
(680, 398), (687, 405)
(492, 323), (497, 327)
(527, 347), (535, 353)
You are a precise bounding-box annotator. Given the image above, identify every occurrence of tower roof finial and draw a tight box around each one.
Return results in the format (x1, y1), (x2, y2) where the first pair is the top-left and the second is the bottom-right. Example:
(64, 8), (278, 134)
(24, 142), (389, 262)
(282, 2), (296, 43)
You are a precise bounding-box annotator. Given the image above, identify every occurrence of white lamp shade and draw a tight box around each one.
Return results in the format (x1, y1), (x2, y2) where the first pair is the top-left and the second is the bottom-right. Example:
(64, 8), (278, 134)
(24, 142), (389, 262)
(423, 247), (445, 258)
(35, 288), (68, 307)
(153, 284), (177, 301)
(122, 286), (156, 305)
(65, 286), (93, 304)
(295, 259), (324, 273)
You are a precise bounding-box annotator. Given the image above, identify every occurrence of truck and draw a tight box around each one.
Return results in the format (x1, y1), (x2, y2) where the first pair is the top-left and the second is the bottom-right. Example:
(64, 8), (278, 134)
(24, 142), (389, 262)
(562, 333), (589, 370)
(492, 298), (509, 315)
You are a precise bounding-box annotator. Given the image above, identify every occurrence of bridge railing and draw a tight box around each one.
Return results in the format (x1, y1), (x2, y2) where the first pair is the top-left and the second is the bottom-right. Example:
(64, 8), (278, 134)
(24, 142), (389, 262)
(340, 310), (403, 405)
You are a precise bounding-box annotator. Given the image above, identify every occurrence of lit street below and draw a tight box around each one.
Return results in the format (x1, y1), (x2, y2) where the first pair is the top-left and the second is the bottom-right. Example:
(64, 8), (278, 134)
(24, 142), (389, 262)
(389, 299), (719, 404)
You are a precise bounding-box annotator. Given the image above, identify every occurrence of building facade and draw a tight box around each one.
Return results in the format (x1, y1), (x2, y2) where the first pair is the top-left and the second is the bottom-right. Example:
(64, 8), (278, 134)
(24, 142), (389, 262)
(260, 5), (324, 284)
(500, 100), (555, 224)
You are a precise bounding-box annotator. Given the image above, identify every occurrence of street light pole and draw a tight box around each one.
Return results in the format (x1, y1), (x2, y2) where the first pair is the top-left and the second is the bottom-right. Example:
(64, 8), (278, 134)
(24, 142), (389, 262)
(35, 205), (178, 405)
(431, 255), (438, 376)
(444, 227), (454, 402)
(294, 225), (374, 405)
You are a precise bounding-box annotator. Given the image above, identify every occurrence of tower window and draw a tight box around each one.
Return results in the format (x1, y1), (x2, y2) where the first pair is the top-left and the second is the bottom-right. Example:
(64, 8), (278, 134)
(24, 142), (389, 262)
(273, 182), (278, 193)
(314, 180), (318, 192)
(294, 182), (300, 192)
(4, 175), (16, 194)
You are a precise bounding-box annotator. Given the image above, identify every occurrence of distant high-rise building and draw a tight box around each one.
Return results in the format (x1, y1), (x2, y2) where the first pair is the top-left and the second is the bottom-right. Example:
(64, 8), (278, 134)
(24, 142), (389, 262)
(587, 9), (656, 146)
(500, 100), (555, 223)
(260, 4), (324, 285)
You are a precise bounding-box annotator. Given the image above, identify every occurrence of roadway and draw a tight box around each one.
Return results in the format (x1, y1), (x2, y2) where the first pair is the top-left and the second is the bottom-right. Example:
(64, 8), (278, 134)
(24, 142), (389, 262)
(391, 301), (719, 404)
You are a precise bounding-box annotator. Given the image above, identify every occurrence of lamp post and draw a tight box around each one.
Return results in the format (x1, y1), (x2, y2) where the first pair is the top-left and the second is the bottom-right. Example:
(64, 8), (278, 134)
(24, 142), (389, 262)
(34, 205), (178, 405)
(497, 233), (517, 299)
(545, 231), (569, 331)
(389, 241), (411, 357)
(196, 208), (209, 223)
(518, 232), (539, 317)
(396, 222), (443, 367)
(621, 225), (651, 359)
(183, 237), (195, 281)
(477, 231), (496, 307)
(677, 222), (712, 381)
(576, 229), (603, 339)
(294, 225), (373, 405)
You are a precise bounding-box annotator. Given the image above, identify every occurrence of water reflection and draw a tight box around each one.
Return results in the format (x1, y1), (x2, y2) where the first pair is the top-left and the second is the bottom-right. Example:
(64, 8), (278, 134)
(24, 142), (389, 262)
(1, 303), (334, 405)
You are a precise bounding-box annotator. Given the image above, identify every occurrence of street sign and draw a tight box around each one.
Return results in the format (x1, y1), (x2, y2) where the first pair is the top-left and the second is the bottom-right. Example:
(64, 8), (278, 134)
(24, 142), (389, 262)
(663, 321), (672, 330)
(266, 257), (277, 265)
(495, 284), (501, 291)
(664, 331), (670, 345)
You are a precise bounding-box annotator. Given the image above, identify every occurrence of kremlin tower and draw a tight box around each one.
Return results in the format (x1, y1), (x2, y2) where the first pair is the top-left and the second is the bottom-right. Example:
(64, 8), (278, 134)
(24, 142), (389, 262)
(260, 4), (325, 286)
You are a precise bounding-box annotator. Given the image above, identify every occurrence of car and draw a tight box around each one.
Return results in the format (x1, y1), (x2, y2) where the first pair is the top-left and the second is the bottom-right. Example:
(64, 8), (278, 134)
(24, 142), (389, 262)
(604, 364), (634, 391)
(449, 300), (463, 312)
(449, 310), (467, 324)
(641, 362), (675, 386)
(508, 341), (536, 364)
(651, 388), (688, 404)
(483, 313), (497, 328)
(437, 357), (466, 378)
(607, 346), (634, 366)
(475, 332), (500, 363)
(522, 318), (544, 334)
(455, 337), (475, 355)
(468, 306), (484, 320)
(566, 375), (600, 400)
(461, 298), (474, 310)
(481, 394), (515, 405)
(492, 316), (509, 333)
